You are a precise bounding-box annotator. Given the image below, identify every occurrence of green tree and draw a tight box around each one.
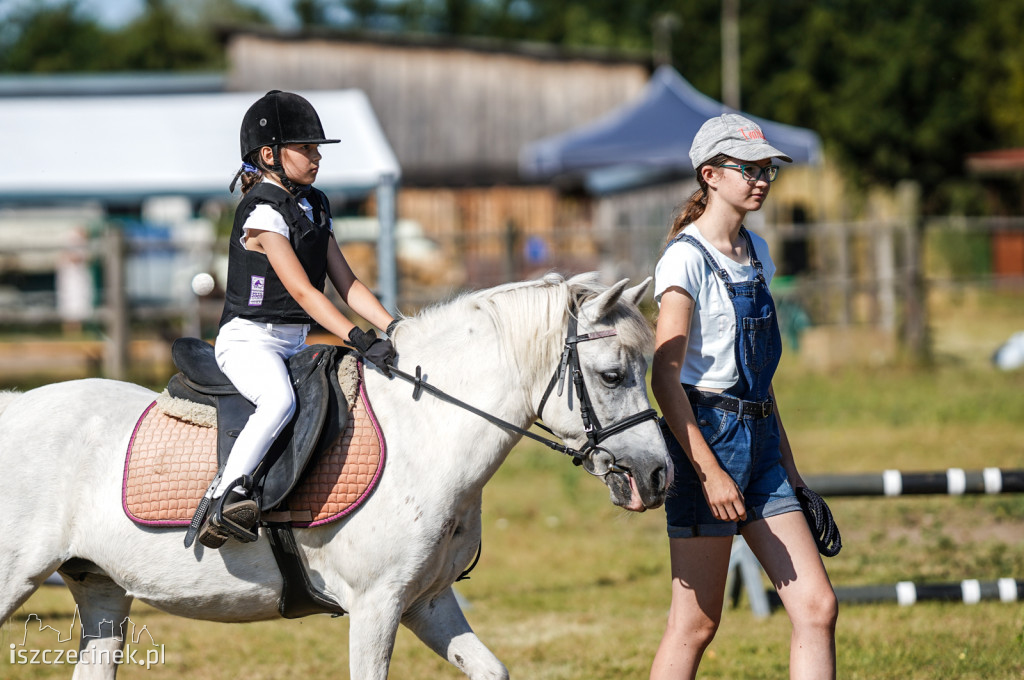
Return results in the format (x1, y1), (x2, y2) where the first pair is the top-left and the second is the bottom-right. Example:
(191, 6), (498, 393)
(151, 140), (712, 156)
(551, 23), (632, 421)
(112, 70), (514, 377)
(196, 0), (271, 28)
(0, 1), (116, 72)
(295, 0), (330, 27)
(342, 0), (383, 29)
(964, 0), (1024, 147)
(0, 0), (270, 74)
(111, 0), (221, 70)
(742, 1), (996, 211)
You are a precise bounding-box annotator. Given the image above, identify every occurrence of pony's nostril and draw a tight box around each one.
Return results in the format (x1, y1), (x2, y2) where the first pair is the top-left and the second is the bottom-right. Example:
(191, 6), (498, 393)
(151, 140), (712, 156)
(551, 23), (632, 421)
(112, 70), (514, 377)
(651, 466), (666, 492)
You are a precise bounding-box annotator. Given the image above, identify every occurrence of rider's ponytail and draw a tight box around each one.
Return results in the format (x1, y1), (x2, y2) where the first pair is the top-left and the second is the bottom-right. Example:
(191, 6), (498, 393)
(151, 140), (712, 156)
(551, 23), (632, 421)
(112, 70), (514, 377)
(237, 152), (274, 196)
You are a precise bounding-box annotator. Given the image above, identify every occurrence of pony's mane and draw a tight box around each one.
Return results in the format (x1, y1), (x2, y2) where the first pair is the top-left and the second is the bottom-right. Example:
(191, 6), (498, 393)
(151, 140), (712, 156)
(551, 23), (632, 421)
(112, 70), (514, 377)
(399, 273), (652, 379)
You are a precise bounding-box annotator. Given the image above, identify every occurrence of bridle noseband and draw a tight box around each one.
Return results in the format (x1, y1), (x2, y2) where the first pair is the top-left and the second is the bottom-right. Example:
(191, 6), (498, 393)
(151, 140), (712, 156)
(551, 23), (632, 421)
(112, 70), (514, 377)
(387, 304), (658, 477)
(534, 310), (658, 475)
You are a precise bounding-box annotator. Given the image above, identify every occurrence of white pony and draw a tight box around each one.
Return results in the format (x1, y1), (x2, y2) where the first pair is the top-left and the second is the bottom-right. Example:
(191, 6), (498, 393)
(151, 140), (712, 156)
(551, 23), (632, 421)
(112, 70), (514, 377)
(0, 273), (670, 680)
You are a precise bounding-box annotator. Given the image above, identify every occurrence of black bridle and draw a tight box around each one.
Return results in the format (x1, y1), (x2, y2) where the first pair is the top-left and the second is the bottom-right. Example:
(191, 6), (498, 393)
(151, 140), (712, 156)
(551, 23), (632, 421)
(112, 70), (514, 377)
(534, 311), (659, 474)
(386, 308), (658, 476)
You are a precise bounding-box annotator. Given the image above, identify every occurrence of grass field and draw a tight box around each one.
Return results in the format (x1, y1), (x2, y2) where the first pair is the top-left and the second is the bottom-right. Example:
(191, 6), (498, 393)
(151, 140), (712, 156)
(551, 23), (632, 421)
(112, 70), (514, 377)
(2, 288), (1023, 678)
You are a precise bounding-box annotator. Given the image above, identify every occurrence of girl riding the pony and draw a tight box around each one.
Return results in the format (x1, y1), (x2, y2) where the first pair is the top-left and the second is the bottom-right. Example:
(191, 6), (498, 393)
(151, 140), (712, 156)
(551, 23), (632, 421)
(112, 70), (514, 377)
(199, 90), (398, 549)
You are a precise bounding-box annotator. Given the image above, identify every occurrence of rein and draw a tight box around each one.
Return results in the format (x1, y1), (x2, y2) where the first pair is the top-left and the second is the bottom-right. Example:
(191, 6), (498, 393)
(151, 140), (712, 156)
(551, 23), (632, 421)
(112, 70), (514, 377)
(387, 363), (589, 465)
(386, 308), (658, 476)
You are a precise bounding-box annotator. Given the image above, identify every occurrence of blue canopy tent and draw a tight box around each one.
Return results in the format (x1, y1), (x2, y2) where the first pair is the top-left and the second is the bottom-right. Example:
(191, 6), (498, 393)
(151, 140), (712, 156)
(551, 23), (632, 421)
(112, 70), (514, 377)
(519, 65), (822, 193)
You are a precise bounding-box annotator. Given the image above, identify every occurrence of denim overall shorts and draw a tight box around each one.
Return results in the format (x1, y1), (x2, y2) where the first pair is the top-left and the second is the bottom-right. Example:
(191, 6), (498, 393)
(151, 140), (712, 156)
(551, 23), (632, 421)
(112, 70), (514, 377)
(662, 228), (801, 538)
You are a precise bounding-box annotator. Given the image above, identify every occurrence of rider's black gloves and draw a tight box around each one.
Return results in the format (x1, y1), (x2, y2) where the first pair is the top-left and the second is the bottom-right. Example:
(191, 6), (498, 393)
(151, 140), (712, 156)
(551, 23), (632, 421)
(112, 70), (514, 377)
(348, 327), (396, 377)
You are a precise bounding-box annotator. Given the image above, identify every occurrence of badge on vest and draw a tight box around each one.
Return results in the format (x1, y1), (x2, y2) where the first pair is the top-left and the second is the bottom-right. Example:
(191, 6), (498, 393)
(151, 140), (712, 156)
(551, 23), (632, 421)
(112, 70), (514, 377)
(248, 275), (265, 307)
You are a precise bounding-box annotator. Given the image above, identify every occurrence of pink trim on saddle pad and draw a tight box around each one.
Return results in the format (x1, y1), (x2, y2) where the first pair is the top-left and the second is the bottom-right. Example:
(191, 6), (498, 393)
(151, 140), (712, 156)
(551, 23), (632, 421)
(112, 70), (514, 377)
(122, 363), (385, 529)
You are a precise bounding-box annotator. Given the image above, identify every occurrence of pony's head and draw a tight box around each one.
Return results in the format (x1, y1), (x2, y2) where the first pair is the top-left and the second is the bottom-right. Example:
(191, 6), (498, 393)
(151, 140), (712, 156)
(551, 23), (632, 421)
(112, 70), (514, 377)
(398, 273), (670, 511)
(488, 273), (671, 511)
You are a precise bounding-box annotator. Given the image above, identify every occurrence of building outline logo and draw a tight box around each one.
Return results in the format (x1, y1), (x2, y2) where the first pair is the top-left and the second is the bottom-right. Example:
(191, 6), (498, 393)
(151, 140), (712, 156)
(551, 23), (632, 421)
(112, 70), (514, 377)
(9, 606), (164, 670)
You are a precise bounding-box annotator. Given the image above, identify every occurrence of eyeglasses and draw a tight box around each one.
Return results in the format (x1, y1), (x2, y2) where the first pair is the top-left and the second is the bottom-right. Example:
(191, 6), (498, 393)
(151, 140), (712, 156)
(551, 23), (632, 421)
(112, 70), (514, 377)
(720, 163), (779, 183)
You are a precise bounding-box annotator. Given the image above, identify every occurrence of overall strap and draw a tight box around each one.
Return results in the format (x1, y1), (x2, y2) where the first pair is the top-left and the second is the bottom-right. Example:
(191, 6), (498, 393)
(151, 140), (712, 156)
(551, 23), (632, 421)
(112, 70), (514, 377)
(739, 226), (767, 281)
(675, 228), (766, 285)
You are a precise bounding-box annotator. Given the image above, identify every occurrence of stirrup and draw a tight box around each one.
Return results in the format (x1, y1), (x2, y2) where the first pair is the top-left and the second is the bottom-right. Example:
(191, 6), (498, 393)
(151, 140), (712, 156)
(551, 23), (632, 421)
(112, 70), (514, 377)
(198, 476), (261, 548)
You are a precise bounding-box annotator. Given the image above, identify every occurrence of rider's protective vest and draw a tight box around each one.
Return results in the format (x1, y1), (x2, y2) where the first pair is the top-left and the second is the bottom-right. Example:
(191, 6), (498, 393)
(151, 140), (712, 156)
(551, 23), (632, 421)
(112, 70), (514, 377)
(220, 182), (332, 327)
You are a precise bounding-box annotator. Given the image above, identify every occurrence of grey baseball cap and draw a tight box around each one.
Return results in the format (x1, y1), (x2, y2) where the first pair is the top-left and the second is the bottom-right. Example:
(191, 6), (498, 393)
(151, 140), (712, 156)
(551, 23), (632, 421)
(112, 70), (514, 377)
(689, 113), (793, 169)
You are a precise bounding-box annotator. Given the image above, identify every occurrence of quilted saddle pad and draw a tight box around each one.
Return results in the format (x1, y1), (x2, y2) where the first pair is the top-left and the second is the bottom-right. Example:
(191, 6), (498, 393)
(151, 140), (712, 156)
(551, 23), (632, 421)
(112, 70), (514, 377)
(122, 380), (385, 528)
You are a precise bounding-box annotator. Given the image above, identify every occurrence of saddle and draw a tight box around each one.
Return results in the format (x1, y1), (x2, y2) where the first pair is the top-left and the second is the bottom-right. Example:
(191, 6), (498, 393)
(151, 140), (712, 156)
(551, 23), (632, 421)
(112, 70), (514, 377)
(126, 337), (386, 619)
(167, 337), (349, 512)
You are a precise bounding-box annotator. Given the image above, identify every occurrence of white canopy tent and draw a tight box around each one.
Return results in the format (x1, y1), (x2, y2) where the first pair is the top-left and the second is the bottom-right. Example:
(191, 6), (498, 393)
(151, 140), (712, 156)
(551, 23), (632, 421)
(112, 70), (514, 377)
(0, 89), (402, 311)
(0, 89), (399, 200)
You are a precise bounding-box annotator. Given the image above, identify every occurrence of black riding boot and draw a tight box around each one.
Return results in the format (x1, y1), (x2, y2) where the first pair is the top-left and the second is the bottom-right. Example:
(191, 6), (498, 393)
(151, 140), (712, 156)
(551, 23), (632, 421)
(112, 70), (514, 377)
(198, 476), (260, 549)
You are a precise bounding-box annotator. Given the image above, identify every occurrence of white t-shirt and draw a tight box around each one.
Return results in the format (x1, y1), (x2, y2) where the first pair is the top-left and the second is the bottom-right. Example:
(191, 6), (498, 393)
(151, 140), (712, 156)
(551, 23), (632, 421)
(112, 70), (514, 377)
(654, 224), (776, 390)
(239, 181), (333, 245)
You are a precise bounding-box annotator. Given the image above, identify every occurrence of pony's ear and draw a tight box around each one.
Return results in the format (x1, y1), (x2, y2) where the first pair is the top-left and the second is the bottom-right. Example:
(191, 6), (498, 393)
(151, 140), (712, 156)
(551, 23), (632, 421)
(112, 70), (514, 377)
(624, 277), (652, 307)
(580, 278), (630, 322)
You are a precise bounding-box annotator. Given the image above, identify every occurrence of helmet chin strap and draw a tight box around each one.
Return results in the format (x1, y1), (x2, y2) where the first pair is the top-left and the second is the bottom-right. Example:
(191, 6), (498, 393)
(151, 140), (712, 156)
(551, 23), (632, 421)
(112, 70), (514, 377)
(270, 146), (311, 198)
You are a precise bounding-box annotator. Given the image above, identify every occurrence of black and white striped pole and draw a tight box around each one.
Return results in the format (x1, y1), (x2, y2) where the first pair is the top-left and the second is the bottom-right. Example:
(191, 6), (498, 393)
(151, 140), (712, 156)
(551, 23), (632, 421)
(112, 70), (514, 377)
(729, 468), (1023, 614)
(804, 468), (1024, 497)
(835, 578), (1022, 606)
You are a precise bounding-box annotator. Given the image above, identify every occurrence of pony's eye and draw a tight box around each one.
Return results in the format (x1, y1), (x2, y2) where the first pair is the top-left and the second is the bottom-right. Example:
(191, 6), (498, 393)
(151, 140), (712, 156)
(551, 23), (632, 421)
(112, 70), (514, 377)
(600, 370), (624, 386)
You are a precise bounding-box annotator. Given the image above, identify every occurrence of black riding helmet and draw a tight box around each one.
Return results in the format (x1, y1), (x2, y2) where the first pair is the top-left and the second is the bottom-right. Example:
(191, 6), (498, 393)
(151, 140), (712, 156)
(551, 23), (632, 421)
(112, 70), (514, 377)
(240, 90), (340, 160)
(231, 90), (340, 194)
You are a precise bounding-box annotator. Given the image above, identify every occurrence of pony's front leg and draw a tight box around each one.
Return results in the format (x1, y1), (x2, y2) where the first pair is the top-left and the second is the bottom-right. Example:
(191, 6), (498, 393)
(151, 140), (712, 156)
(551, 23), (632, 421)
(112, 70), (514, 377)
(347, 594), (405, 680)
(403, 587), (508, 680)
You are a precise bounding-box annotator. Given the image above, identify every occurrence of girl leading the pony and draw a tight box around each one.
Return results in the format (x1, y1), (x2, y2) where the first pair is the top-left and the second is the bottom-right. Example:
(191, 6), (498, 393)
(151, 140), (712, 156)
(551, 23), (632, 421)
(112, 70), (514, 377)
(650, 114), (838, 680)
(202, 90), (398, 549)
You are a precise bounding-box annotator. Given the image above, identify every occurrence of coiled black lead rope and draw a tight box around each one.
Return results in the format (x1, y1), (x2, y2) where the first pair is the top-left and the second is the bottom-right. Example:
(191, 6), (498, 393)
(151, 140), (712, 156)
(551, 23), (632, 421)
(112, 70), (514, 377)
(796, 487), (842, 557)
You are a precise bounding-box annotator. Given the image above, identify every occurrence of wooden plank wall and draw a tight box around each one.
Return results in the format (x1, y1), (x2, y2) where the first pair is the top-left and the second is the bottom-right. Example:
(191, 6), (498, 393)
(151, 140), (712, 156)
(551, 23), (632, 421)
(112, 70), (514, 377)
(391, 186), (599, 297)
(226, 33), (649, 183)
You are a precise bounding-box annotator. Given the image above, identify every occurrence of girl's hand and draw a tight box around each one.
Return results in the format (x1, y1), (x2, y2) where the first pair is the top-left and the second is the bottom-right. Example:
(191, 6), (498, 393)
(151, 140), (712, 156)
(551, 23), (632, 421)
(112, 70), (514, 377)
(701, 467), (747, 522)
(348, 327), (396, 376)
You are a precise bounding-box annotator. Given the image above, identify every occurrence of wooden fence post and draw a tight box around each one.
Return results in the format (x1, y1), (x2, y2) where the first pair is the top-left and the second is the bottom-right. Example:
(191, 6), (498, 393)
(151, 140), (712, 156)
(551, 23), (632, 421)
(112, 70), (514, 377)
(897, 180), (930, 363)
(103, 225), (129, 380)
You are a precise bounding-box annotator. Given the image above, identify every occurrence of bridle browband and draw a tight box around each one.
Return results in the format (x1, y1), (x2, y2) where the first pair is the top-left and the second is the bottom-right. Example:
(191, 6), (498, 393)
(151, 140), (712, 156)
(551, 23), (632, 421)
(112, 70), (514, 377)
(386, 303), (658, 476)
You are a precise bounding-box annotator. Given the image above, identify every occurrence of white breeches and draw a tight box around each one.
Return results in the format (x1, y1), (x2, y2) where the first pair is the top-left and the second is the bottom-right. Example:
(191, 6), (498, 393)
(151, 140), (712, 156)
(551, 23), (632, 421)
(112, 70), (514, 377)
(213, 317), (309, 497)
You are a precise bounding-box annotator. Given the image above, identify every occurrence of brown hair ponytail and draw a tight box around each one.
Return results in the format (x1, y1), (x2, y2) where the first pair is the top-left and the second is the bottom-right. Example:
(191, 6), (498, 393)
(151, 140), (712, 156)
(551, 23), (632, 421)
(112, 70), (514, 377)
(238, 150), (275, 195)
(664, 153), (729, 245)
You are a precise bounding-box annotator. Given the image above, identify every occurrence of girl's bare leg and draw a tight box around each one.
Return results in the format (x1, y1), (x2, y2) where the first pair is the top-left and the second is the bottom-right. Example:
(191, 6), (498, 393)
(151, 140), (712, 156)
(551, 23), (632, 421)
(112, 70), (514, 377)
(650, 536), (733, 680)
(743, 512), (838, 680)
